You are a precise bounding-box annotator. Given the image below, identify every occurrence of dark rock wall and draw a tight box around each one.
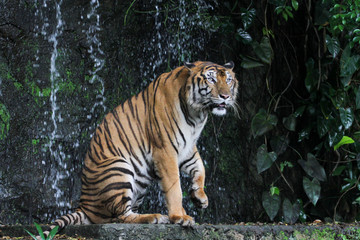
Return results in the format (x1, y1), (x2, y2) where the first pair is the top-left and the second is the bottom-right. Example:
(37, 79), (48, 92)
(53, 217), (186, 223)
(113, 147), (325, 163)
(0, 0), (268, 225)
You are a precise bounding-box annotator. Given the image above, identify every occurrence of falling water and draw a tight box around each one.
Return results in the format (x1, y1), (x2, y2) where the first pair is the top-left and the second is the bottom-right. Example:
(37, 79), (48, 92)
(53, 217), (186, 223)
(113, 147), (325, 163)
(140, 0), (215, 82)
(85, 0), (106, 127)
(45, 0), (72, 212)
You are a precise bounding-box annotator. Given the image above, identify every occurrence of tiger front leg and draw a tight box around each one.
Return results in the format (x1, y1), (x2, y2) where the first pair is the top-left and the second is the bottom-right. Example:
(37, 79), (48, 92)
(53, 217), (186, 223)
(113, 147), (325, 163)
(153, 150), (195, 226)
(181, 149), (208, 209)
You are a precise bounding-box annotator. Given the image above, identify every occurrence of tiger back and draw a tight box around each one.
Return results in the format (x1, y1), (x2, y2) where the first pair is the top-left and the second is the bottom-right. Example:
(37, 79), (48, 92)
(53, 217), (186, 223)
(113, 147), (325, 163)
(44, 61), (238, 237)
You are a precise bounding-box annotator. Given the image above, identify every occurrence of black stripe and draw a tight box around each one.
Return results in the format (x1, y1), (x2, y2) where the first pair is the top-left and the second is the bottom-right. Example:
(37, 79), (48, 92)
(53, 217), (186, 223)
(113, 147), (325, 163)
(141, 90), (147, 115)
(135, 179), (148, 189)
(85, 173), (124, 185)
(87, 151), (99, 166)
(98, 182), (133, 195)
(179, 86), (195, 127)
(82, 163), (98, 173)
(98, 159), (128, 168)
(174, 67), (185, 80)
(163, 71), (173, 85)
(128, 97), (136, 119)
(111, 111), (132, 157)
(80, 198), (100, 203)
(93, 145), (102, 160)
(74, 212), (80, 224)
(189, 168), (199, 176)
(114, 111), (143, 166)
(170, 110), (186, 145)
(101, 192), (124, 205)
(80, 191), (99, 197)
(59, 216), (69, 226)
(96, 167), (134, 178)
(94, 133), (105, 153)
(103, 119), (118, 157)
(81, 205), (112, 219)
(135, 109), (148, 154)
(179, 152), (197, 169)
(129, 158), (151, 181)
(126, 115), (147, 161)
(164, 109), (180, 146)
(163, 124), (178, 154)
(183, 158), (198, 170)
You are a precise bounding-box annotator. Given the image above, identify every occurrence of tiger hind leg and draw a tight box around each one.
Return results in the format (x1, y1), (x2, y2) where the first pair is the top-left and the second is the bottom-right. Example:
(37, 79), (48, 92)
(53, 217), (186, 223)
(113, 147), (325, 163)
(107, 188), (169, 224)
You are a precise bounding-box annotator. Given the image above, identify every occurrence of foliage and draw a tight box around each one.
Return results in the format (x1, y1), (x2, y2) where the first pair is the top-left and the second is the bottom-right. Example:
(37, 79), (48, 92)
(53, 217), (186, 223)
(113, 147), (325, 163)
(24, 222), (59, 240)
(0, 103), (10, 140)
(241, 0), (360, 223)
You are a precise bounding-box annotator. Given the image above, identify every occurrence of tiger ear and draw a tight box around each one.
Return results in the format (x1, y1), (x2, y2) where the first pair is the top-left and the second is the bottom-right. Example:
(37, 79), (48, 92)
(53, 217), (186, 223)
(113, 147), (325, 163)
(223, 61), (234, 70)
(184, 62), (195, 69)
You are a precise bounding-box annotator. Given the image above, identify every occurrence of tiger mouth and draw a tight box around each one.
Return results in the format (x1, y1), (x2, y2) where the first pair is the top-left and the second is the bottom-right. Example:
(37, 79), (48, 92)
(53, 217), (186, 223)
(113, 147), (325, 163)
(211, 102), (227, 110)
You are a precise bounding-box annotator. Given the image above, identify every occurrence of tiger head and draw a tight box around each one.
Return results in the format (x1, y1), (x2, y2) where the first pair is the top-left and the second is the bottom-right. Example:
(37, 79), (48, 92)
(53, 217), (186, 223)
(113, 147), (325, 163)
(184, 61), (238, 116)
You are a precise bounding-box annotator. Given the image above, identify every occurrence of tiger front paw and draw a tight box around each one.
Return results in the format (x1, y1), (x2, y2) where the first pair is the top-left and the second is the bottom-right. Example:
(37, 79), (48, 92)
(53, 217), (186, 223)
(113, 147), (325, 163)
(190, 188), (208, 209)
(170, 214), (195, 226)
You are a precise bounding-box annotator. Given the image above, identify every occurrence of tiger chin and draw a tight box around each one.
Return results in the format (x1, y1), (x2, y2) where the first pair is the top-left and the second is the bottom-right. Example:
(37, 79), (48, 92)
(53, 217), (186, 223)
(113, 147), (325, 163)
(41, 61), (238, 238)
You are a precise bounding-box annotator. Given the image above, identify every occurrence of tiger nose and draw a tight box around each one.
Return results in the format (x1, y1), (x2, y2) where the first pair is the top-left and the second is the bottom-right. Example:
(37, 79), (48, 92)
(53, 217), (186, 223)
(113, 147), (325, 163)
(219, 94), (230, 100)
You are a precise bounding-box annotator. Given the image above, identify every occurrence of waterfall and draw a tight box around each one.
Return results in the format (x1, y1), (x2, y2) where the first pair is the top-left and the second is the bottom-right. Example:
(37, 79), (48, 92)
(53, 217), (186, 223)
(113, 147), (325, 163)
(42, 0), (72, 214)
(85, 0), (106, 134)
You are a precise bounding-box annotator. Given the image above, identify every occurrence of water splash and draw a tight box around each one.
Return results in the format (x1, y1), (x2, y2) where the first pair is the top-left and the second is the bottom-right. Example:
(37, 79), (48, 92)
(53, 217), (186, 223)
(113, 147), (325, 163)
(85, 0), (106, 125)
(140, 0), (215, 83)
(45, 0), (71, 211)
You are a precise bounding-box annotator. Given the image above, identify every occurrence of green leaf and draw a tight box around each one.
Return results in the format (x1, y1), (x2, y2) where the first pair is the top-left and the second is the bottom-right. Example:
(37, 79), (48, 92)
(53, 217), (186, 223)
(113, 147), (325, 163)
(340, 44), (360, 86)
(332, 165), (347, 176)
(241, 8), (256, 30)
(294, 106), (306, 117)
(251, 109), (278, 137)
(270, 186), (280, 196)
(270, 136), (289, 156)
(291, 0), (299, 11)
(240, 55), (264, 69)
(262, 191), (281, 221)
(280, 161), (294, 172)
(252, 37), (273, 64)
(356, 87), (360, 110)
(298, 153), (327, 182)
(328, 130), (343, 147)
(48, 226), (59, 240)
(298, 126), (312, 142)
(325, 35), (340, 58)
(341, 178), (357, 192)
(256, 144), (277, 174)
(303, 177), (321, 205)
(34, 222), (45, 240)
(317, 116), (329, 138)
(24, 229), (38, 240)
(283, 114), (296, 131)
(297, 199), (307, 223)
(236, 28), (253, 44)
(334, 136), (355, 150)
(339, 107), (354, 130)
(282, 198), (300, 224)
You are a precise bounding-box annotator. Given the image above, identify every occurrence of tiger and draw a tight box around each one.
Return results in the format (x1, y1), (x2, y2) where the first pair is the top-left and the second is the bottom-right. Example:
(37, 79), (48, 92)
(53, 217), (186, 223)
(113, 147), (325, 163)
(41, 61), (238, 238)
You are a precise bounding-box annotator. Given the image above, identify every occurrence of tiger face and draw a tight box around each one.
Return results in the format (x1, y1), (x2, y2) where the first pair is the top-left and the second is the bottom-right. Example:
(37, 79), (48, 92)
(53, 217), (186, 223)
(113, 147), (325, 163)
(185, 61), (238, 116)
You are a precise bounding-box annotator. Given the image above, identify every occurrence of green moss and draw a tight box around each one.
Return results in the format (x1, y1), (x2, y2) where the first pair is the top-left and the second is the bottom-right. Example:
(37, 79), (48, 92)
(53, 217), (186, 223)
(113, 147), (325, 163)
(0, 103), (10, 140)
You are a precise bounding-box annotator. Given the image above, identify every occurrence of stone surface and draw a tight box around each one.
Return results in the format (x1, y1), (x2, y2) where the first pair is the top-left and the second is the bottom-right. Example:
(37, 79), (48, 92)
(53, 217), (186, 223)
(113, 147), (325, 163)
(1, 223), (360, 240)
